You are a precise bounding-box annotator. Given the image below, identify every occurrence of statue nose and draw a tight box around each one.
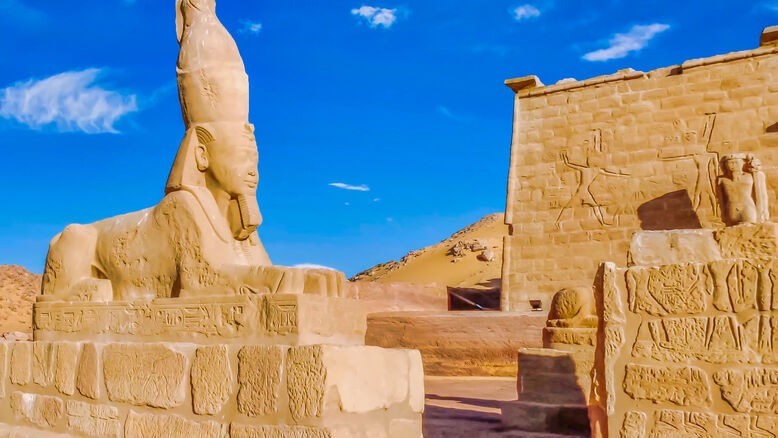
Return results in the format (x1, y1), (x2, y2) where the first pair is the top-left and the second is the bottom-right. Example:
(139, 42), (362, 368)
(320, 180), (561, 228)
(248, 170), (257, 177)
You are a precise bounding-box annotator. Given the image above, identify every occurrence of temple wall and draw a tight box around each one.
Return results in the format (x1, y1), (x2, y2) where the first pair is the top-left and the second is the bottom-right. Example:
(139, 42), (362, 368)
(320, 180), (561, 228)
(502, 33), (778, 311)
(0, 340), (424, 437)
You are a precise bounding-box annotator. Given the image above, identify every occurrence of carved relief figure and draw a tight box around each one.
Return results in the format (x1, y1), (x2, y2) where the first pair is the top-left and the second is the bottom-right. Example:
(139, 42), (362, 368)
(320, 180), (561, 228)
(658, 114), (718, 214)
(717, 153), (769, 226)
(556, 129), (630, 226)
(41, 0), (343, 302)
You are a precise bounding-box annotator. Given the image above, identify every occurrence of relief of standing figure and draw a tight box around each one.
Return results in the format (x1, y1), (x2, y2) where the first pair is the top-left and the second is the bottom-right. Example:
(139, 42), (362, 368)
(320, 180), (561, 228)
(717, 153), (770, 226)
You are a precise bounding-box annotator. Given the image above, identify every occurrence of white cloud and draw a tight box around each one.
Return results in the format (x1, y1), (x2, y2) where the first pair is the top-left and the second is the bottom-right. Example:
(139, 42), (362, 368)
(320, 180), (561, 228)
(762, 1), (778, 12)
(582, 23), (670, 62)
(329, 182), (370, 192)
(0, 68), (137, 134)
(512, 4), (540, 21)
(293, 263), (339, 271)
(240, 20), (262, 34)
(373, 198), (380, 202)
(351, 5), (398, 28)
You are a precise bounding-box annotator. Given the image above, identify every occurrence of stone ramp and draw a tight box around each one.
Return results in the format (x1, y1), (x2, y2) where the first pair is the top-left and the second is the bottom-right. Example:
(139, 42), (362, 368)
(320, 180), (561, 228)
(367, 312), (546, 376)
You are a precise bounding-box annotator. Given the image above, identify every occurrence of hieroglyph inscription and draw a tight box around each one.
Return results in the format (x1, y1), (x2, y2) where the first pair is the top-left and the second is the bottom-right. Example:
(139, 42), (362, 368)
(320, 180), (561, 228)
(623, 364), (711, 406)
(650, 409), (778, 438)
(632, 315), (778, 364)
(714, 367), (778, 414)
(620, 411), (647, 438)
(34, 296), (258, 338)
(627, 264), (706, 316)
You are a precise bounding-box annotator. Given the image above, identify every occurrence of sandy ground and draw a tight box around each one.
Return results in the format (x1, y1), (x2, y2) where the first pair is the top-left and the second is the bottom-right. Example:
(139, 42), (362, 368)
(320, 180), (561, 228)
(352, 213), (507, 290)
(0, 265), (39, 334)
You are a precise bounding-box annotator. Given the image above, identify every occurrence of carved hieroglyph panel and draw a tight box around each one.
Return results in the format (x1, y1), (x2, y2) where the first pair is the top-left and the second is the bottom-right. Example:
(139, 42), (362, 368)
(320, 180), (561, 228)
(592, 254), (778, 438)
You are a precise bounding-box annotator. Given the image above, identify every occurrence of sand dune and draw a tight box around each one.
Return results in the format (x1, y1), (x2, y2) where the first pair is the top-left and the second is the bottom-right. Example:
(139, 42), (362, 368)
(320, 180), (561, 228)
(0, 265), (40, 334)
(352, 213), (507, 289)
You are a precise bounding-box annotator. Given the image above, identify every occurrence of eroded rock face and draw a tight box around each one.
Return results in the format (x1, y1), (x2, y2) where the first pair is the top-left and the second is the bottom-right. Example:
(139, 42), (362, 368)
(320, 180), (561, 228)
(191, 345), (234, 415)
(237, 345), (284, 417)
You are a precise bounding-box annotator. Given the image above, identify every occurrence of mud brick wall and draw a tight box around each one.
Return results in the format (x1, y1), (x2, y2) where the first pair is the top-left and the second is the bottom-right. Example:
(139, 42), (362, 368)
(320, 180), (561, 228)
(590, 236), (778, 437)
(0, 341), (423, 437)
(502, 32), (778, 311)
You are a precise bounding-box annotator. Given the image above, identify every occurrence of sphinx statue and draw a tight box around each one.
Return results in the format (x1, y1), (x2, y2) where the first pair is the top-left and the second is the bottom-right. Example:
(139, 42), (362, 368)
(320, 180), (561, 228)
(717, 153), (770, 226)
(40, 0), (344, 302)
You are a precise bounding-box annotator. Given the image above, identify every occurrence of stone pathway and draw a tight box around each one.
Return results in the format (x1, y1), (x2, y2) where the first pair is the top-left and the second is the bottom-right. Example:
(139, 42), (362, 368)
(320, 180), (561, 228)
(423, 376), (588, 437)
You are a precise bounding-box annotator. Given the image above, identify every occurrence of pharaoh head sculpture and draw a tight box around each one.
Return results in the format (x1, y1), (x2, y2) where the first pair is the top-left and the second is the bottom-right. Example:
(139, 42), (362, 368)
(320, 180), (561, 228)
(167, 0), (261, 240)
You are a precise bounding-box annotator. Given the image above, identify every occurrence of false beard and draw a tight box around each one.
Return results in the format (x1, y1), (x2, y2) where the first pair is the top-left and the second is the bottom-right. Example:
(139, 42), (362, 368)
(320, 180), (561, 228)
(227, 193), (262, 241)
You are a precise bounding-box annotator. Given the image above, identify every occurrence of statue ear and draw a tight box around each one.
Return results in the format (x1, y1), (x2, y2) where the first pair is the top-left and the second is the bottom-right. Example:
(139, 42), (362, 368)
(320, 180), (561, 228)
(194, 126), (213, 171)
(195, 144), (209, 171)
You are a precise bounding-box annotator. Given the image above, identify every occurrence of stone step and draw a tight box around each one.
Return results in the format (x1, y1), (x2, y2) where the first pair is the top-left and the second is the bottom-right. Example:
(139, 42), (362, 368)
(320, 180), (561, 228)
(501, 400), (590, 434)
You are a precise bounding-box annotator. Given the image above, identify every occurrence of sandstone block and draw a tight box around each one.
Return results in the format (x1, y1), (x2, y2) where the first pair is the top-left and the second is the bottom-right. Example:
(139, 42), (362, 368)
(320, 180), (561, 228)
(191, 345), (233, 415)
(77, 343), (100, 399)
(629, 229), (721, 266)
(0, 343), (7, 397)
(32, 342), (56, 387)
(501, 400), (589, 434)
(124, 411), (225, 438)
(713, 223), (778, 259)
(55, 343), (79, 396)
(66, 400), (121, 437)
(237, 345), (284, 417)
(389, 419), (423, 438)
(103, 344), (187, 408)
(286, 345), (423, 422)
(230, 424), (332, 438)
(9, 392), (64, 429)
(10, 342), (32, 386)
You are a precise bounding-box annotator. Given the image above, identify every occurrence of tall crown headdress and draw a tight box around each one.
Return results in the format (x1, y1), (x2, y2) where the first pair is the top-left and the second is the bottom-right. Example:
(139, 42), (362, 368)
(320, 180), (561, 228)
(166, 0), (251, 193)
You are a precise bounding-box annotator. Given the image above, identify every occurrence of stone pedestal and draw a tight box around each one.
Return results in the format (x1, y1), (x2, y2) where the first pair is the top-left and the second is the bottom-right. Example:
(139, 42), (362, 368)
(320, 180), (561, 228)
(500, 348), (591, 435)
(0, 295), (424, 438)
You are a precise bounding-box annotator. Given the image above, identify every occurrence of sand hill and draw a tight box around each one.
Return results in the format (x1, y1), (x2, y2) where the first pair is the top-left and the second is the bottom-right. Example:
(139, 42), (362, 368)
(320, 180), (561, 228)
(0, 265), (40, 334)
(351, 213), (507, 290)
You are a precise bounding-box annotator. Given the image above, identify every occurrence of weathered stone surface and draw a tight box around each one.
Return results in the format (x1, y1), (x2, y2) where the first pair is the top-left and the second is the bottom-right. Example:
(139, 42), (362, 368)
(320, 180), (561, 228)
(76, 343), (100, 399)
(32, 341), (55, 387)
(9, 342), (32, 385)
(103, 344), (187, 408)
(124, 411), (224, 438)
(389, 419), (423, 438)
(230, 423), (332, 438)
(9, 392), (64, 428)
(191, 345), (233, 415)
(0, 342), (8, 397)
(55, 343), (79, 396)
(66, 400), (121, 437)
(287, 345), (326, 422)
(237, 345), (284, 417)
(286, 345), (422, 422)
(628, 229), (721, 266)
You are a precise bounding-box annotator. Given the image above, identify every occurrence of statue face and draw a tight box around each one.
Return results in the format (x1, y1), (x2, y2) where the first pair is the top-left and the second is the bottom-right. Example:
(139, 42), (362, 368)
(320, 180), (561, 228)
(203, 125), (259, 197)
(724, 157), (744, 175)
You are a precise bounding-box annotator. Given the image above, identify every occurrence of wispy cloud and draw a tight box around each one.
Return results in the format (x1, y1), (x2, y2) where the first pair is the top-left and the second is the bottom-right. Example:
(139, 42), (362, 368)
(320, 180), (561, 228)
(0, 68), (137, 134)
(240, 19), (262, 34)
(329, 182), (370, 192)
(512, 4), (541, 21)
(436, 105), (467, 122)
(583, 23), (670, 62)
(351, 5), (399, 28)
(293, 263), (339, 271)
(0, 0), (46, 27)
(761, 1), (778, 12)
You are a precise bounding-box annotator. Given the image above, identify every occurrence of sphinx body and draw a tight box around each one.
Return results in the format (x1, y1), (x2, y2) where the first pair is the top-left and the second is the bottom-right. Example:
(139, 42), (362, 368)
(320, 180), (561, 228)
(40, 0), (344, 302)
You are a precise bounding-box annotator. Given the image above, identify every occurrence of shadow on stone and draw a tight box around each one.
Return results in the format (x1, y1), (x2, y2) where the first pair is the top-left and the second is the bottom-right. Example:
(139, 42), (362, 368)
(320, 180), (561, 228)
(637, 190), (702, 230)
(447, 279), (501, 311)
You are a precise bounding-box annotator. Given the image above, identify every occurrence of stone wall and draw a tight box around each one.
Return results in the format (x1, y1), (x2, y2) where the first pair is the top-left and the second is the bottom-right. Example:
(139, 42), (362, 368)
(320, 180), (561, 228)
(0, 340), (424, 437)
(589, 223), (778, 437)
(501, 27), (778, 311)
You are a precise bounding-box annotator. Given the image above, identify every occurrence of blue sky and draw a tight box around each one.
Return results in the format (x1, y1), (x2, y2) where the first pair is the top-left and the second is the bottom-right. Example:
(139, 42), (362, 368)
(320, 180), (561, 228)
(0, 0), (775, 276)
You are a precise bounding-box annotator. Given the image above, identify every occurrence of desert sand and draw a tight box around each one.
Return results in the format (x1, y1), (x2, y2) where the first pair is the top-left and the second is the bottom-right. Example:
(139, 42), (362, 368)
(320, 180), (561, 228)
(352, 213), (506, 290)
(0, 265), (39, 334)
